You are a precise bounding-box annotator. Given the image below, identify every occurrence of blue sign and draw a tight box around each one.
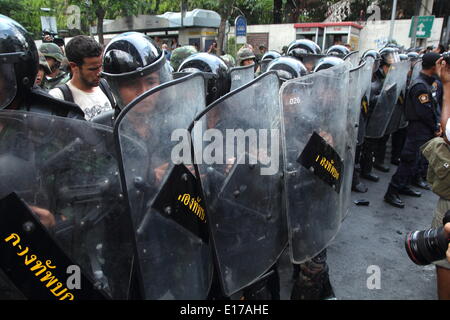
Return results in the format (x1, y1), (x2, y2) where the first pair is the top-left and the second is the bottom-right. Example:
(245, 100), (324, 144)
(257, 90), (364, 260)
(235, 15), (247, 37)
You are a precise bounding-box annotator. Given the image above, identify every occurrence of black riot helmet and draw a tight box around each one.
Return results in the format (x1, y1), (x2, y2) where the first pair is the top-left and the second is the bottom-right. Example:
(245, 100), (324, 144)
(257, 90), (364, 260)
(260, 50), (281, 73)
(178, 52), (231, 105)
(399, 53), (408, 61)
(262, 51), (281, 61)
(286, 39), (322, 72)
(102, 32), (172, 109)
(379, 47), (399, 67)
(287, 39), (322, 56)
(266, 56), (307, 81)
(313, 56), (345, 72)
(361, 49), (381, 73)
(407, 51), (420, 62)
(326, 45), (350, 58)
(0, 14), (39, 109)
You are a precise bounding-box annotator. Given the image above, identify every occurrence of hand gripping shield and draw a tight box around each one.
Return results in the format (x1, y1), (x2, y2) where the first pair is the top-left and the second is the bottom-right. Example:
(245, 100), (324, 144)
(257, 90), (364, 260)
(0, 111), (135, 299)
(365, 61), (410, 138)
(114, 73), (213, 299)
(191, 72), (287, 296)
(280, 62), (350, 263)
(229, 63), (255, 91)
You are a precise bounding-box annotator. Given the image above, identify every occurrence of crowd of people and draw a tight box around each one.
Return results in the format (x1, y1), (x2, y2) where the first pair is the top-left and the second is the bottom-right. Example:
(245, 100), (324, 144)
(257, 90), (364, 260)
(1, 12), (450, 300)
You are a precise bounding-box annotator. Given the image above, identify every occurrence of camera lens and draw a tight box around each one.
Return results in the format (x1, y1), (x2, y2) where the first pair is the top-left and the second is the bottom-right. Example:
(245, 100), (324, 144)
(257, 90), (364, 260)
(405, 227), (448, 265)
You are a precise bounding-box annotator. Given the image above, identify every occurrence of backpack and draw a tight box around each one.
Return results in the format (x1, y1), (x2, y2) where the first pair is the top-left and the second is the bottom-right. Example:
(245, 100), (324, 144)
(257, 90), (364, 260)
(56, 79), (117, 110)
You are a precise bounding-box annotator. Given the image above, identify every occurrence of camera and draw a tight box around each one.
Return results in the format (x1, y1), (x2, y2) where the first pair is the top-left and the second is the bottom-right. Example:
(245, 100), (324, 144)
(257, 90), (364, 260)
(405, 210), (450, 265)
(443, 51), (450, 64)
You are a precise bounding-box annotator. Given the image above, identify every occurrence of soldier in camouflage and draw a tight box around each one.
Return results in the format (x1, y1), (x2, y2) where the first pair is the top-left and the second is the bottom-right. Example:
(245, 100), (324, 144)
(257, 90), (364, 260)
(170, 45), (198, 72)
(39, 42), (70, 90)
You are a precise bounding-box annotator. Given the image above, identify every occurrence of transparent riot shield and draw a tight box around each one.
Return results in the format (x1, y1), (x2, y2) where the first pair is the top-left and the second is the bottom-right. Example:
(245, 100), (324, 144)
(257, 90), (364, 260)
(114, 73), (213, 300)
(229, 64), (255, 91)
(357, 59), (375, 147)
(191, 72), (287, 296)
(343, 51), (360, 67)
(385, 61), (411, 135)
(365, 61), (410, 138)
(0, 111), (135, 299)
(410, 60), (422, 84)
(281, 62), (350, 263)
(341, 60), (373, 220)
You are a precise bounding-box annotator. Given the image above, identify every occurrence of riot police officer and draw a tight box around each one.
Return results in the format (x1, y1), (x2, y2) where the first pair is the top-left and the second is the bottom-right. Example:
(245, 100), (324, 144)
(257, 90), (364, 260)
(360, 47), (398, 182)
(178, 52), (231, 105)
(0, 14), (83, 119)
(286, 39), (323, 72)
(102, 31), (173, 112)
(352, 49), (381, 192)
(259, 50), (281, 74)
(290, 56), (348, 300)
(384, 52), (442, 208)
(266, 56), (308, 80)
(326, 45), (350, 58)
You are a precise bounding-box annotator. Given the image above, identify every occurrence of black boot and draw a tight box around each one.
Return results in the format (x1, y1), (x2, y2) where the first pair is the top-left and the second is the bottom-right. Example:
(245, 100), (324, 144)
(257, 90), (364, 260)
(352, 168), (368, 193)
(412, 177), (430, 190)
(384, 184), (405, 208)
(398, 186), (421, 197)
(373, 162), (390, 173)
(361, 172), (379, 182)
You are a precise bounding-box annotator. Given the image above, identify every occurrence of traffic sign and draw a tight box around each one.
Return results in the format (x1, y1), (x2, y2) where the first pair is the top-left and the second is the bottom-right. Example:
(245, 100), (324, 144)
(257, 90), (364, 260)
(235, 15), (247, 37)
(409, 16), (434, 39)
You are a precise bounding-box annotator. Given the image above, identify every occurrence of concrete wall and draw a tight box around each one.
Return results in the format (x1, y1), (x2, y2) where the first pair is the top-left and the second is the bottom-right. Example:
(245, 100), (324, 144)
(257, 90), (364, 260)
(359, 18), (444, 52)
(228, 23), (296, 53)
(229, 18), (444, 54)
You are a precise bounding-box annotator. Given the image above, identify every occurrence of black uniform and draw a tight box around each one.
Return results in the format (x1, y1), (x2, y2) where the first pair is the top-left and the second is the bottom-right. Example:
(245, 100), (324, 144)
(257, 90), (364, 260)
(388, 72), (439, 195)
(360, 68), (387, 180)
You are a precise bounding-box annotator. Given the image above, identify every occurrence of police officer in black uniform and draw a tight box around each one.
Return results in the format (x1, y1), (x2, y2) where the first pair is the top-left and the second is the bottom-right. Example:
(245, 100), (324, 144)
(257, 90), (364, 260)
(0, 15), (83, 119)
(360, 48), (398, 182)
(384, 52), (442, 208)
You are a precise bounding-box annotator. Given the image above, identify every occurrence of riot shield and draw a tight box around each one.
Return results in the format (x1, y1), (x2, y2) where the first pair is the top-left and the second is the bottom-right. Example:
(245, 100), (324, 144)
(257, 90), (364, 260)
(357, 59), (375, 147)
(343, 51), (360, 67)
(191, 72), (287, 296)
(385, 61), (411, 135)
(365, 61), (410, 138)
(114, 73), (213, 299)
(410, 60), (422, 84)
(0, 111), (135, 299)
(341, 60), (373, 220)
(229, 64), (255, 91)
(281, 62), (350, 263)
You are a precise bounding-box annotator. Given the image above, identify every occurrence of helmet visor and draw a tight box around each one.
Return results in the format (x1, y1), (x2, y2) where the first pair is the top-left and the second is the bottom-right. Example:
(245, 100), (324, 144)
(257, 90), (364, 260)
(0, 63), (17, 109)
(103, 64), (172, 109)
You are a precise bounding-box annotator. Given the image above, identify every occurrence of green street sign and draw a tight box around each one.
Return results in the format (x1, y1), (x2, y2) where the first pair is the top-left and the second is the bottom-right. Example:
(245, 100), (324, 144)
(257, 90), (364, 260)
(409, 16), (435, 38)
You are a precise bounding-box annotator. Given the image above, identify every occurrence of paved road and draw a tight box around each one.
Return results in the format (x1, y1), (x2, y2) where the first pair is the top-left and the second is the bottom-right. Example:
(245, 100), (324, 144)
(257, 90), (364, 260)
(278, 150), (440, 300)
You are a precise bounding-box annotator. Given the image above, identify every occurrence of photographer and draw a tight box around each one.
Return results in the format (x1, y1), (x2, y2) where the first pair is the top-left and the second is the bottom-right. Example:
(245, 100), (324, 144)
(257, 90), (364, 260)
(424, 56), (450, 299)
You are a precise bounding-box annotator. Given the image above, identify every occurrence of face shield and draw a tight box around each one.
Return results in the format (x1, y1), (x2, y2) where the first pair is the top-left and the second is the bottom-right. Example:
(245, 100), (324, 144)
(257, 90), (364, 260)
(0, 53), (21, 109)
(102, 51), (172, 110)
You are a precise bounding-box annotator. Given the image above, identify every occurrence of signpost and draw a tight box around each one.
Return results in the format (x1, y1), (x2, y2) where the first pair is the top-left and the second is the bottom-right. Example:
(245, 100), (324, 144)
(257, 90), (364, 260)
(235, 15), (247, 45)
(409, 16), (435, 39)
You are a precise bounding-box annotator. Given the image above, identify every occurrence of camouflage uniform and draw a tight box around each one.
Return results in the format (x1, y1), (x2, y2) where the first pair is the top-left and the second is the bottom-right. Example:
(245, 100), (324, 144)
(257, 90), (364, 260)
(170, 45), (198, 72)
(236, 46), (256, 66)
(39, 43), (70, 90)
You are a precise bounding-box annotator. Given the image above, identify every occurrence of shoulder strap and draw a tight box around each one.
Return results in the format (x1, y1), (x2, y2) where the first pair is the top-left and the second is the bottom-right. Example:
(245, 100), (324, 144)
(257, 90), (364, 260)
(55, 84), (75, 103)
(99, 79), (117, 109)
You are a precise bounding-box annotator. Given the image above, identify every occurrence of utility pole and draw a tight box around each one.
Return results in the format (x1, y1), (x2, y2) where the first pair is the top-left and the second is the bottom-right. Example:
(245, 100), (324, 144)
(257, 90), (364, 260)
(410, 0), (421, 48)
(388, 0), (398, 42)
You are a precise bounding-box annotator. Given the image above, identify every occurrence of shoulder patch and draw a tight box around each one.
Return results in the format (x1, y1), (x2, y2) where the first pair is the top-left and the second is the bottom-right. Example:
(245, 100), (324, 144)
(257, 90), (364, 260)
(418, 93), (430, 104)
